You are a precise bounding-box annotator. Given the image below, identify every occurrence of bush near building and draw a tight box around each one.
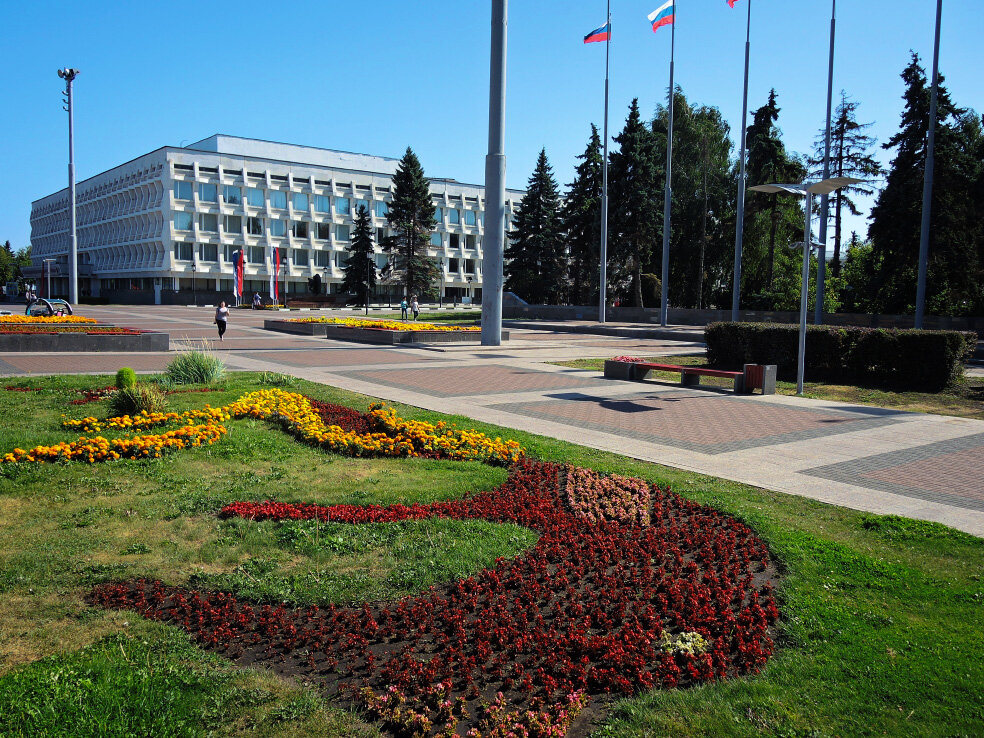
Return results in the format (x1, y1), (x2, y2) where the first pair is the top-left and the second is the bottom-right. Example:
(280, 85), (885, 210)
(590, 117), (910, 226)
(705, 322), (976, 392)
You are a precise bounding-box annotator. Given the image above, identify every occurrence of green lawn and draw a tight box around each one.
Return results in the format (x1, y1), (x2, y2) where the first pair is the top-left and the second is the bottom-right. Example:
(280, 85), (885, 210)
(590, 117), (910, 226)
(555, 355), (984, 420)
(1, 372), (982, 736)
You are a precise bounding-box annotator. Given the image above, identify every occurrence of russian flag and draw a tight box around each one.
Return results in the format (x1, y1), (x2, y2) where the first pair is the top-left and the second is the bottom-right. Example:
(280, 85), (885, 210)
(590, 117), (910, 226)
(648, 0), (674, 32)
(583, 22), (610, 44)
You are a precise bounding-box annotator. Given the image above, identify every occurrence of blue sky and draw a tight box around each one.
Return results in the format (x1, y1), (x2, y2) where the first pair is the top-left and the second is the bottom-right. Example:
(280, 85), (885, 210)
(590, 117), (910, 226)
(1, 1), (980, 251)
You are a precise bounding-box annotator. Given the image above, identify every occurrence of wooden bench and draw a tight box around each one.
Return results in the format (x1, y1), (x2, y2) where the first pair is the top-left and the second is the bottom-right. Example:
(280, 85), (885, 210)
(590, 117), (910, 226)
(604, 360), (777, 395)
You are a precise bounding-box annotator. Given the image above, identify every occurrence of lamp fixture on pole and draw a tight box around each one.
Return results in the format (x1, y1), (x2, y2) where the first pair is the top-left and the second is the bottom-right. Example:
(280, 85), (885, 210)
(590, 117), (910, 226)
(57, 67), (80, 305)
(749, 177), (860, 394)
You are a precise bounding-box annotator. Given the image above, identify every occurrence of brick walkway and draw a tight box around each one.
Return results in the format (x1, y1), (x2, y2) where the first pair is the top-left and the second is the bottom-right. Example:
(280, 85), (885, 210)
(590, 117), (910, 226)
(3, 304), (982, 535)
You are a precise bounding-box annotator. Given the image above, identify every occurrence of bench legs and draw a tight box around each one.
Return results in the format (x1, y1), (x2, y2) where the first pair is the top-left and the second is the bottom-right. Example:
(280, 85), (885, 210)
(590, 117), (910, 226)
(741, 364), (777, 395)
(681, 372), (701, 388)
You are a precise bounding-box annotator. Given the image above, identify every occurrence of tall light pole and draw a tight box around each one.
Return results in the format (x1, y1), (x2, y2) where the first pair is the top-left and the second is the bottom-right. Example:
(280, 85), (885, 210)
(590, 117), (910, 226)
(43, 258), (56, 299)
(750, 177), (860, 394)
(731, 0), (752, 321)
(481, 0), (507, 346)
(815, 0), (837, 325)
(57, 68), (80, 305)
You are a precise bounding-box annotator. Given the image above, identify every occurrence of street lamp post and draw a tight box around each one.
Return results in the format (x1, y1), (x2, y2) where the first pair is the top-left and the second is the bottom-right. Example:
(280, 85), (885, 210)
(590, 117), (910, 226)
(749, 177), (860, 394)
(43, 258), (56, 299)
(191, 262), (197, 306)
(439, 258), (445, 309)
(365, 256), (371, 317)
(57, 68), (80, 305)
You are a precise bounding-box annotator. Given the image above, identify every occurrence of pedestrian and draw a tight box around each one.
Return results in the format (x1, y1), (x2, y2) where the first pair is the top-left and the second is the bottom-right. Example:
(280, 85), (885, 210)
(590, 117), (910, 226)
(411, 296), (420, 321)
(252, 292), (262, 309)
(214, 300), (229, 341)
(400, 298), (408, 321)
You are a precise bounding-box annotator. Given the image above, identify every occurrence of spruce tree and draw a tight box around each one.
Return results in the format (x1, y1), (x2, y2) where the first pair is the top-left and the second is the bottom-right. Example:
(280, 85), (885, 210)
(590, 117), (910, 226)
(609, 99), (659, 307)
(868, 53), (982, 314)
(341, 205), (376, 306)
(384, 147), (438, 300)
(504, 149), (566, 304)
(808, 93), (883, 277)
(562, 125), (604, 305)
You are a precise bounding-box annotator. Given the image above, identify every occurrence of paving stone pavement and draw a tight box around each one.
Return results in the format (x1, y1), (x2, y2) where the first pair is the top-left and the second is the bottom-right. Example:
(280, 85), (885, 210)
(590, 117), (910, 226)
(3, 304), (982, 537)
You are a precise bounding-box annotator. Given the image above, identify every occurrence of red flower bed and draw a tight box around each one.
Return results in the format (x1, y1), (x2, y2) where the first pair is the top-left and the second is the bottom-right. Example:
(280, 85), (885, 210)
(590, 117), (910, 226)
(308, 398), (373, 435)
(92, 461), (778, 736)
(0, 325), (147, 335)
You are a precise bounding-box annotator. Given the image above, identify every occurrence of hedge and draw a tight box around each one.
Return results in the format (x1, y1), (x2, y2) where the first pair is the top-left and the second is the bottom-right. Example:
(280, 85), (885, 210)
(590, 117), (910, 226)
(704, 322), (977, 392)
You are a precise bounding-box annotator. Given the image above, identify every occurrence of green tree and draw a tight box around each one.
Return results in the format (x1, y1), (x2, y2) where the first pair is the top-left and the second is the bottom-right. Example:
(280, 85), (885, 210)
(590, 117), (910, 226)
(808, 93), (884, 277)
(743, 90), (807, 295)
(341, 205), (376, 305)
(609, 99), (660, 306)
(839, 232), (881, 312)
(504, 148), (566, 304)
(652, 93), (735, 309)
(383, 147), (438, 300)
(868, 53), (983, 315)
(0, 241), (14, 286)
(562, 125), (604, 306)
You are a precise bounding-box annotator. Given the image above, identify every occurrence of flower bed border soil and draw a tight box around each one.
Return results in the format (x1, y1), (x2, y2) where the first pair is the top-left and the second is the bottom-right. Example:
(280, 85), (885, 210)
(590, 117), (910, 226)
(264, 319), (508, 344)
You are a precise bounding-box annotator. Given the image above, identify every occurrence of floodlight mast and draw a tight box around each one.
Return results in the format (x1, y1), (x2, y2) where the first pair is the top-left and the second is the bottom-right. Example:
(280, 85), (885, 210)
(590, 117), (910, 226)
(58, 68), (80, 305)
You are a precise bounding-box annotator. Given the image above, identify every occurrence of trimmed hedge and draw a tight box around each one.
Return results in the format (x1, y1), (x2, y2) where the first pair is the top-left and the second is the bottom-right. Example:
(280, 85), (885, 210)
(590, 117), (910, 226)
(704, 322), (977, 392)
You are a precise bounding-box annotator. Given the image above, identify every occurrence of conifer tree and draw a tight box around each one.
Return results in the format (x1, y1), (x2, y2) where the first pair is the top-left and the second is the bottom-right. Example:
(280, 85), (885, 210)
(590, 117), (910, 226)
(869, 53), (983, 314)
(341, 205), (376, 306)
(609, 99), (659, 307)
(562, 125), (604, 305)
(504, 149), (566, 304)
(384, 147), (438, 300)
(808, 92), (883, 277)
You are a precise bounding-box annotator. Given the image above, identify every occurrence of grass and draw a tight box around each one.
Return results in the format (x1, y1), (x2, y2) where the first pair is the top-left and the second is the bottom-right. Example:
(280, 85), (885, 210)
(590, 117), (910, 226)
(1, 373), (983, 736)
(555, 354), (984, 420)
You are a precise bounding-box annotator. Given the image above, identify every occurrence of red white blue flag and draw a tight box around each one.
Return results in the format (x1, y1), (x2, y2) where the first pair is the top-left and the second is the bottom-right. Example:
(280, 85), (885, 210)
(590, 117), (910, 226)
(583, 22), (610, 43)
(727, 0), (740, 7)
(648, 1), (674, 31)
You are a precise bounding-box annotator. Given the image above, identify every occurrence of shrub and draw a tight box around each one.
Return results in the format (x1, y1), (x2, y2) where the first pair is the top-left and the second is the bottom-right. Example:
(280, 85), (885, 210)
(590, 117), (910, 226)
(704, 322), (976, 392)
(165, 350), (225, 385)
(108, 385), (169, 416)
(258, 371), (297, 388)
(115, 367), (137, 389)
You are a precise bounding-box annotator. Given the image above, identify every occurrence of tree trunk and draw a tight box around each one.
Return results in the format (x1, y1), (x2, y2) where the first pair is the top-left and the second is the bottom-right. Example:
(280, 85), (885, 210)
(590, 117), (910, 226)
(632, 250), (643, 308)
(698, 179), (708, 310)
(767, 195), (779, 289)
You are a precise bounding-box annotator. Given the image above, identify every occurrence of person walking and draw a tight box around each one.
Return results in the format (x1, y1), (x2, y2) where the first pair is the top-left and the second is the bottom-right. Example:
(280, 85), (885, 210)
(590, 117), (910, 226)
(400, 298), (408, 321)
(214, 300), (229, 341)
(252, 292), (261, 309)
(411, 296), (420, 321)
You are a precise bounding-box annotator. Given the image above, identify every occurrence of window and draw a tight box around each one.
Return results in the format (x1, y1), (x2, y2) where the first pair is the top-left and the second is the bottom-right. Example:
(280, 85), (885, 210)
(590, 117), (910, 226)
(174, 242), (193, 261)
(223, 185), (241, 205)
(465, 259), (475, 273)
(448, 257), (460, 273)
(315, 195), (331, 213)
(430, 232), (442, 247)
(174, 212), (193, 231)
(375, 201), (388, 218)
(335, 197), (350, 216)
(248, 246), (265, 263)
(448, 208), (460, 225)
(375, 254), (388, 269)
(465, 234), (477, 250)
(356, 200), (370, 216)
(294, 249), (309, 266)
(246, 187), (264, 207)
(335, 224), (350, 241)
(291, 221), (309, 238)
(247, 216), (264, 236)
(292, 192), (309, 211)
(376, 228), (387, 244)
(270, 219), (286, 237)
(314, 250), (332, 268)
(449, 233), (460, 249)
(434, 207), (443, 223)
(174, 181), (193, 201)
(200, 244), (218, 262)
(270, 191), (287, 209)
(199, 183), (218, 203)
(316, 222), (331, 240)
(464, 210), (477, 226)
(199, 213), (218, 232)
(223, 215), (242, 234)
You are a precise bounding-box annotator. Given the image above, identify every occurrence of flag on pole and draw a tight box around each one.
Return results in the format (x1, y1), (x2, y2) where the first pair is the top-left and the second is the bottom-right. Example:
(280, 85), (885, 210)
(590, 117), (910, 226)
(232, 250), (242, 303)
(583, 22), (611, 43)
(273, 247), (280, 303)
(727, 0), (740, 7)
(648, 1), (674, 31)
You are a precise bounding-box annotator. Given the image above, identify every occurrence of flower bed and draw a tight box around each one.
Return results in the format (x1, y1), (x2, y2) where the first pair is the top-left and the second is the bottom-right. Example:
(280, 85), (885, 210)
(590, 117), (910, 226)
(0, 325), (148, 335)
(0, 315), (97, 325)
(290, 317), (481, 332)
(265, 317), (503, 344)
(93, 460), (778, 737)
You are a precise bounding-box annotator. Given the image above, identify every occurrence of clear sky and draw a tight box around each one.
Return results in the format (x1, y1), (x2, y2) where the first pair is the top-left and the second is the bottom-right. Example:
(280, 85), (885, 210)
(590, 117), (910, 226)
(0, 1), (980, 252)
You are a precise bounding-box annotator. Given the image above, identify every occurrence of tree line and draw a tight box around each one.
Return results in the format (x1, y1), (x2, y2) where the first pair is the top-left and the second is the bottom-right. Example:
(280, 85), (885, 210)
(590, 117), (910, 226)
(505, 53), (983, 317)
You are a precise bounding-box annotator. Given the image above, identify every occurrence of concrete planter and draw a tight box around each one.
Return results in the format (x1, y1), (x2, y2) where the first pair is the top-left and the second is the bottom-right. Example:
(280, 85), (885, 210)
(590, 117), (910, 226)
(0, 331), (169, 352)
(603, 359), (637, 380)
(264, 320), (505, 345)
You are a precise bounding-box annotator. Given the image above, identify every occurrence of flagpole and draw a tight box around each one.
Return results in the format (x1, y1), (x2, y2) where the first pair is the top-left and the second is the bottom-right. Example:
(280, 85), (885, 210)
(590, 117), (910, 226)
(659, 2), (675, 327)
(915, 0), (942, 329)
(599, 1), (611, 323)
(815, 0), (836, 325)
(731, 0), (751, 321)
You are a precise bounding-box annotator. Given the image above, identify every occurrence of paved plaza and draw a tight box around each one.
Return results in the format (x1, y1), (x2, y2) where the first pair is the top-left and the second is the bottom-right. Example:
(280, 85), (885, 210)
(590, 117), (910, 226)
(3, 304), (983, 536)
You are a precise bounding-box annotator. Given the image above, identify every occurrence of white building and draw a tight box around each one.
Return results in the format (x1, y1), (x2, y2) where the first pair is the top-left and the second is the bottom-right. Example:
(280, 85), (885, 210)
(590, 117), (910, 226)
(29, 134), (523, 304)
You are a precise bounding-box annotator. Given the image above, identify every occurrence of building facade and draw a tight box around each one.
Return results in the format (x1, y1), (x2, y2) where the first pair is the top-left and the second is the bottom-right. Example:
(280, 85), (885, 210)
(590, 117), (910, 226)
(29, 135), (523, 304)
